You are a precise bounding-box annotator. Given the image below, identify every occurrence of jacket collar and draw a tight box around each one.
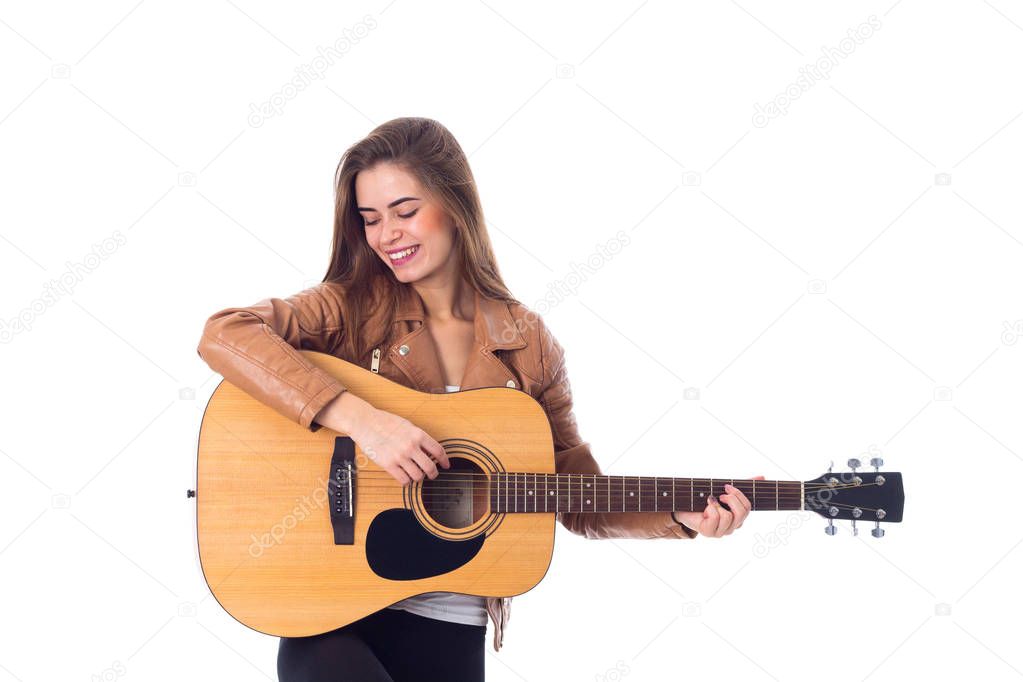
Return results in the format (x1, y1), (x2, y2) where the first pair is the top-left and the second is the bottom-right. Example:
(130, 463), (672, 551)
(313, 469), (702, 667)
(393, 285), (526, 352)
(387, 284), (526, 392)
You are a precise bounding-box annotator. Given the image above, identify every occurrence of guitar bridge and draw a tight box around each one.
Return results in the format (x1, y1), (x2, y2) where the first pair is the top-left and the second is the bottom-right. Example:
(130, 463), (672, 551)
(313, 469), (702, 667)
(328, 437), (356, 545)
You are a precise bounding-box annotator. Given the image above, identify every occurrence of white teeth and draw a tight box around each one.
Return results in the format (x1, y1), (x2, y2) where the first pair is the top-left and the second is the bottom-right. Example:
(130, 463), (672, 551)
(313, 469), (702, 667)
(388, 245), (418, 260)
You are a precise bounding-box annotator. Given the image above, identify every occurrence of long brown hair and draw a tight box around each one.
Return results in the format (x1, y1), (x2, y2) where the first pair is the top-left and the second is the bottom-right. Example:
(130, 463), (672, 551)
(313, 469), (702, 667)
(323, 117), (515, 361)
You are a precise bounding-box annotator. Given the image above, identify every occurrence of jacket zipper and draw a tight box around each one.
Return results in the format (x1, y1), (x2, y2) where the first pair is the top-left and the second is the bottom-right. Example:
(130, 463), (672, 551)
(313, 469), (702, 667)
(370, 347), (381, 373)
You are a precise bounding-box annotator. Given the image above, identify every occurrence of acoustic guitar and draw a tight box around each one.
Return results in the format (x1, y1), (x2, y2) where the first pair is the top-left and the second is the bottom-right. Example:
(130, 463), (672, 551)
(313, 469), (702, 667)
(192, 350), (905, 637)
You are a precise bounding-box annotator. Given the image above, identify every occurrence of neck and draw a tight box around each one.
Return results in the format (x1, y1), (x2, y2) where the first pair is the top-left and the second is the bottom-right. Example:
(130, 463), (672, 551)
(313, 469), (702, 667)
(413, 272), (473, 322)
(488, 473), (805, 513)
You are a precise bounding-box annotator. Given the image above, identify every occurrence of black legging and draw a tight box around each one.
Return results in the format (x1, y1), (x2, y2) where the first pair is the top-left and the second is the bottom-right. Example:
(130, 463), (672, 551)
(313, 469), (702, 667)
(277, 607), (486, 681)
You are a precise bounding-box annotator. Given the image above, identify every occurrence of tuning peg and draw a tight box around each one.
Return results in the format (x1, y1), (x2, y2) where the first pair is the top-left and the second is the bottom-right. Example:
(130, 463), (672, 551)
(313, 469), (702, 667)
(847, 458), (861, 472)
(871, 521), (885, 538)
(870, 457), (884, 472)
(825, 518), (837, 536)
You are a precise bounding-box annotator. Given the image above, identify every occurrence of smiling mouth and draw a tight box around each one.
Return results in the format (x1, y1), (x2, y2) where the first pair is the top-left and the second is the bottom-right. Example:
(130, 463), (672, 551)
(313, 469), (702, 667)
(387, 244), (420, 264)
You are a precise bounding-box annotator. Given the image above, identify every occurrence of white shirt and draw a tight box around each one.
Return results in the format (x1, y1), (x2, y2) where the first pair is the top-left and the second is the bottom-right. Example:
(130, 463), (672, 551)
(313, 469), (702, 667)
(385, 384), (489, 626)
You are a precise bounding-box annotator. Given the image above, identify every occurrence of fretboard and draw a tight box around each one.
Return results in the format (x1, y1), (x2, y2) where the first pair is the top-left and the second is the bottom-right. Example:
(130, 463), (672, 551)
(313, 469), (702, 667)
(489, 473), (804, 513)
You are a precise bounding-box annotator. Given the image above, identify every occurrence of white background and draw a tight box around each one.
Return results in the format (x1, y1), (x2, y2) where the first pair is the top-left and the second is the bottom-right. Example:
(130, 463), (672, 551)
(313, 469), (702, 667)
(2, 1), (1021, 680)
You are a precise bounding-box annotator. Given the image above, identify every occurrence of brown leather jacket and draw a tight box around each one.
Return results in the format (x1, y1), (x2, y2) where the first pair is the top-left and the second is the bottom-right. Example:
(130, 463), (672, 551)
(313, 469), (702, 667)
(195, 280), (696, 651)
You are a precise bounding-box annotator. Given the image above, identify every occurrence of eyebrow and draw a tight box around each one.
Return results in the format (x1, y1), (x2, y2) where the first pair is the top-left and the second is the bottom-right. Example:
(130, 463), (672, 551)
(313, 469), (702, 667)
(356, 196), (420, 212)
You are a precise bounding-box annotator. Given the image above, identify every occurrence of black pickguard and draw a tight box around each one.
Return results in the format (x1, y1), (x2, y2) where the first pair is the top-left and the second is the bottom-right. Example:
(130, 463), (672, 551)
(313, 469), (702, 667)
(365, 508), (485, 580)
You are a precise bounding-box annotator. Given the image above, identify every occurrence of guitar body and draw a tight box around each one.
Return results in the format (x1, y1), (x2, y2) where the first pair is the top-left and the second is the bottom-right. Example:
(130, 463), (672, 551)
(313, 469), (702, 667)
(196, 351), (556, 637)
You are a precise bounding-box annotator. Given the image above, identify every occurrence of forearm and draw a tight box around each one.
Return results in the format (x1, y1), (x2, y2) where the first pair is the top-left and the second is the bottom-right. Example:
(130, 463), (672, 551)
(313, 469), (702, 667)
(196, 289), (347, 430)
(312, 390), (375, 434)
(558, 510), (696, 540)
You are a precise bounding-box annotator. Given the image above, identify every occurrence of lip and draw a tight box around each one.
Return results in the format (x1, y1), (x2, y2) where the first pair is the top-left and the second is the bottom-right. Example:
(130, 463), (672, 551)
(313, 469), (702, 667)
(384, 244), (420, 255)
(385, 244), (421, 267)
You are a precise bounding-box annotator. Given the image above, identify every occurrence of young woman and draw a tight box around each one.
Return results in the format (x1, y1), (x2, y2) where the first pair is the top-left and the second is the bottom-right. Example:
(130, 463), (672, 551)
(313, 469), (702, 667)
(196, 117), (761, 682)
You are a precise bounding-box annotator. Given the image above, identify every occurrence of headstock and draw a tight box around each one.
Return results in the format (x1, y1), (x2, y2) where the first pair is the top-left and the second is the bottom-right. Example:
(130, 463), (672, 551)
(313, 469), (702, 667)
(804, 458), (904, 538)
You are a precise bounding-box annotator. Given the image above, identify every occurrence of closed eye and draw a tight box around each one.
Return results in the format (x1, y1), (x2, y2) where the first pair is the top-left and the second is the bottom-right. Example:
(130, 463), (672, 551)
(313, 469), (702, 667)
(363, 208), (418, 227)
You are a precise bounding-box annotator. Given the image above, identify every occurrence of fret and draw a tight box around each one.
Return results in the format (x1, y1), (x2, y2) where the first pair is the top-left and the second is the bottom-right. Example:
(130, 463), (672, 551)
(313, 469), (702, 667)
(522, 472), (527, 513)
(519, 472), (523, 513)
(690, 477), (694, 512)
(672, 477), (676, 513)
(537, 472), (541, 512)
(775, 479), (779, 511)
(638, 476), (642, 512)
(622, 475), (625, 512)
(544, 473), (548, 513)
(607, 474), (611, 513)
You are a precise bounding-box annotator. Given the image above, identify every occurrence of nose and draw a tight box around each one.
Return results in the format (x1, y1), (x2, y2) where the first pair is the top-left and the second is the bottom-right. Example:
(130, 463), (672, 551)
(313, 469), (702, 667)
(383, 220), (402, 243)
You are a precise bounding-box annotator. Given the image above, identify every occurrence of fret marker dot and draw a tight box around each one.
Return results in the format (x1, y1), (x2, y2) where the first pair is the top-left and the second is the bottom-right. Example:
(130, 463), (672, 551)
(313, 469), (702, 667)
(549, 491), (554, 495)
(662, 492), (667, 496)
(528, 490), (533, 495)
(629, 492), (634, 496)
(699, 492), (705, 497)
(586, 499), (591, 504)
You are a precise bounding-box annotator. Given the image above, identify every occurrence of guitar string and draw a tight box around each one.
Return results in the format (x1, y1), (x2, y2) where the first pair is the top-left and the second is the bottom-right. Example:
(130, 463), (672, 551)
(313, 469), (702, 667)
(349, 471), (865, 487)
(336, 482), (860, 493)
(341, 482), (832, 492)
(339, 483), (870, 499)
(350, 469), (877, 481)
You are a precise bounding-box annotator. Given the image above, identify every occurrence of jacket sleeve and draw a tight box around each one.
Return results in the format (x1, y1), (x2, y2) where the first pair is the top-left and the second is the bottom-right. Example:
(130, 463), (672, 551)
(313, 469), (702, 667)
(195, 282), (348, 431)
(536, 318), (697, 540)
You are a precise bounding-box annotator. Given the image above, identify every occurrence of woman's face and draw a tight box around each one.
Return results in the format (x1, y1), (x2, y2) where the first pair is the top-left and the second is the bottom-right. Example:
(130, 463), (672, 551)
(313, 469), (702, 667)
(355, 162), (458, 286)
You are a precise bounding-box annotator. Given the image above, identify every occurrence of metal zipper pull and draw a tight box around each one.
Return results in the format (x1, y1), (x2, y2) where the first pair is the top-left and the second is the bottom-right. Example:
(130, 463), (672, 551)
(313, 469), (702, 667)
(370, 347), (381, 373)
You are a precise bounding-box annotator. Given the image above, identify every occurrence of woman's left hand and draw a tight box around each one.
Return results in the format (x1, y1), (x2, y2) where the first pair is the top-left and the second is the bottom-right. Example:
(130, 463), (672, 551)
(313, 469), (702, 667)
(673, 475), (765, 538)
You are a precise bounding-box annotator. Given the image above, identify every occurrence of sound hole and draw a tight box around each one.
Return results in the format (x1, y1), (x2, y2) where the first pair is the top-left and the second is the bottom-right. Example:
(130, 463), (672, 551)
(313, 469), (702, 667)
(421, 458), (488, 528)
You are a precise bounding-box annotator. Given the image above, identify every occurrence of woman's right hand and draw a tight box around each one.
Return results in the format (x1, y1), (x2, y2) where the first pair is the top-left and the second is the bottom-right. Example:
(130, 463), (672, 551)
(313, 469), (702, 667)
(315, 391), (450, 485)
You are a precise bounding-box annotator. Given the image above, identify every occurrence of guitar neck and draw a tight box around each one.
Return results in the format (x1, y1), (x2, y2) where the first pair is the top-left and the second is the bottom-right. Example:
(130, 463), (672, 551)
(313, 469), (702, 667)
(490, 473), (804, 513)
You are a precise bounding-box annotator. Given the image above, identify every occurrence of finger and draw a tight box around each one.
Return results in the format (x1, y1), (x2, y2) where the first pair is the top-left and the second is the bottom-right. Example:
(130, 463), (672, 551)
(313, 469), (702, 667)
(410, 449), (440, 479)
(725, 484), (752, 514)
(723, 492), (749, 529)
(387, 465), (411, 486)
(420, 434), (450, 469)
(700, 494), (719, 535)
(711, 496), (732, 536)
(398, 457), (424, 483)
